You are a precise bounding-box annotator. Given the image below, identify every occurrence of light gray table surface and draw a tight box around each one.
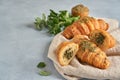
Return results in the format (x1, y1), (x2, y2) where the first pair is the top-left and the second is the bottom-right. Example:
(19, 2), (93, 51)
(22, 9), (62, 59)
(0, 0), (120, 80)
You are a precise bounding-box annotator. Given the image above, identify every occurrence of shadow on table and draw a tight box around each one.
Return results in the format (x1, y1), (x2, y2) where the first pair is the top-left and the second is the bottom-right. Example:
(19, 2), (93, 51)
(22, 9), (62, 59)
(26, 23), (36, 30)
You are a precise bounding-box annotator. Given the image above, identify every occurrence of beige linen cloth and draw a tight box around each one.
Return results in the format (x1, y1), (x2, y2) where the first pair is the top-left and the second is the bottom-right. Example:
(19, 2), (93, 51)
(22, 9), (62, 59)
(48, 18), (120, 80)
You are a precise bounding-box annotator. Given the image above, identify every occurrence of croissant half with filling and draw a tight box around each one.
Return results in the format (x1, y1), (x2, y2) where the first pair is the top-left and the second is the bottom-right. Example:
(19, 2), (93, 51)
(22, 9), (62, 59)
(89, 29), (116, 51)
(62, 17), (109, 39)
(56, 42), (79, 66)
(72, 35), (110, 69)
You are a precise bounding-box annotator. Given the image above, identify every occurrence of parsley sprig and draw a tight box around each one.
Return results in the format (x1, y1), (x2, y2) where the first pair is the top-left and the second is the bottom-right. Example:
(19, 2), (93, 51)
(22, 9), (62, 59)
(34, 9), (80, 35)
(37, 62), (51, 76)
(37, 62), (46, 68)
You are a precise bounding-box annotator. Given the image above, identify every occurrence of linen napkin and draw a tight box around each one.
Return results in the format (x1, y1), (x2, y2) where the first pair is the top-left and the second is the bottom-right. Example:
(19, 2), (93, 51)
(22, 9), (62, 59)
(48, 18), (120, 80)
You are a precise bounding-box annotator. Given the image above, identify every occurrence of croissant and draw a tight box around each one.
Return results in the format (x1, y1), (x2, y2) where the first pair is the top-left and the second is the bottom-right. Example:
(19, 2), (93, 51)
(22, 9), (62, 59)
(62, 17), (109, 39)
(72, 36), (110, 69)
(56, 41), (79, 66)
(89, 29), (116, 51)
(72, 35), (89, 44)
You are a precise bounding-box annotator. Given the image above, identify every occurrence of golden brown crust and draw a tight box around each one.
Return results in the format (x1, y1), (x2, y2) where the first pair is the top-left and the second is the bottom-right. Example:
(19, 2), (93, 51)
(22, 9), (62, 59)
(56, 41), (79, 66)
(90, 17), (100, 30)
(62, 25), (73, 39)
(76, 39), (110, 69)
(76, 21), (90, 35)
(71, 35), (110, 69)
(98, 19), (109, 31)
(89, 29), (116, 51)
(62, 17), (109, 39)
(71, 25), (81, 36)
(72, 35), (89, 44)
(85, 18), (95, 32)
(72, 21), (85, 34)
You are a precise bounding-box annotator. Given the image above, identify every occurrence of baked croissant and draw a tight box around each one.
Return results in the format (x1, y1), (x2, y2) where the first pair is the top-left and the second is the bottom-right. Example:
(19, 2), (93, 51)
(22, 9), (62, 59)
(89, 29), (116, 51)
(56, 41), (79, 66)
(72, 35), (110, 69)
(72, 35), (89, 44)
(62, 17), (109, 39)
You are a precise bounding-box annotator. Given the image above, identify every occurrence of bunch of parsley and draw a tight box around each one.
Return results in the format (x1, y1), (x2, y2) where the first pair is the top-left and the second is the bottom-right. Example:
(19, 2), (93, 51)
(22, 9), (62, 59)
(34, 9), (80, 35)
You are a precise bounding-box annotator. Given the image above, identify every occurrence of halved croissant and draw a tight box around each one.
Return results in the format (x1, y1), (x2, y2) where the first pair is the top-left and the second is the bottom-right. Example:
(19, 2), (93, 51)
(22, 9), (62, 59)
(72, 35), (110, 69)
(62, 17), (109, 39)
(56, 41), (79, 66)
(89, 29), (116, 51)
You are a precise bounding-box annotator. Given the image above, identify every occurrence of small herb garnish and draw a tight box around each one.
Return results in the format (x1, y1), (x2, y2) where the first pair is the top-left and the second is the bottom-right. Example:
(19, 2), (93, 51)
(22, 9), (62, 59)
(95, 33), (105, 45)
(80, 40), (95, 52)
(34, 9), (80, 35)
(34, 14), (47, 30)
(37, 62), (51, 76)
(39, 70), (51, 76)
(64, 48), (73, 60)
(79, 16), (89, 23)
(37, 62), (46, 68)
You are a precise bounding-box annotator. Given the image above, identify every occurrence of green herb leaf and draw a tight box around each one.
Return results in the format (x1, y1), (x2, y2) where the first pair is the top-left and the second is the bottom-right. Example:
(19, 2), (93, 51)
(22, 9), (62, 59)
(34, 14), (46, 30)
(34, 9), (80, 35)
(39, 70), (51, 76)
(37, 62), (46, 68)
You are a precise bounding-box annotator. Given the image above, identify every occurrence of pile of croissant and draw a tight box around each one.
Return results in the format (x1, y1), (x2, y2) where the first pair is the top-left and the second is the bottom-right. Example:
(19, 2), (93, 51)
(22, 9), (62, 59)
(56, 4), (116, 69)
(62, 16), (109, 39)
